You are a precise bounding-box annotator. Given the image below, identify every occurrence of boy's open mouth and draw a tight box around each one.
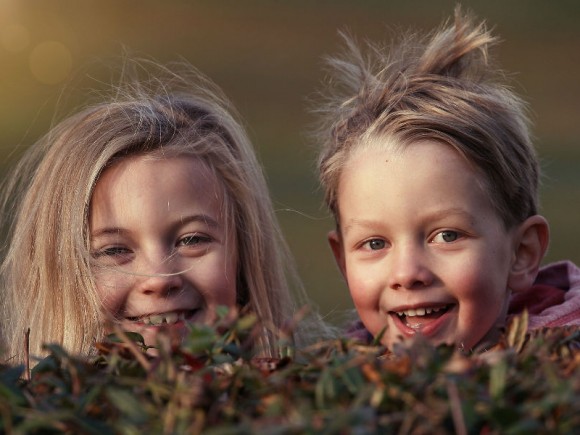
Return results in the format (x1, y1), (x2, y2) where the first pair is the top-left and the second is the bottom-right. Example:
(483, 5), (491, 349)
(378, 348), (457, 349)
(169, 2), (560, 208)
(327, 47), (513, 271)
(125, 309), (199, 326)
(392, 304), (453, 330)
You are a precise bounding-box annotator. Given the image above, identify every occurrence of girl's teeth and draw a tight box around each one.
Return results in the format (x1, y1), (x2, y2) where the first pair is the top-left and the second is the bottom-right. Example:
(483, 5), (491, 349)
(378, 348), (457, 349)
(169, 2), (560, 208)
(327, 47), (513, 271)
(164, 312), (178, 324)
(142, 312), (181, 325)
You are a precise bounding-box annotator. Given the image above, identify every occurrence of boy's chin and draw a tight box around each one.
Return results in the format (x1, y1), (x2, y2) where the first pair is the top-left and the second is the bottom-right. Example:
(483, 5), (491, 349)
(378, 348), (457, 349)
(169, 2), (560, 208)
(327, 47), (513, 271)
(469, 326), (504, 353)
(386, 327), (503, 354)
(444, 327), (504, 354)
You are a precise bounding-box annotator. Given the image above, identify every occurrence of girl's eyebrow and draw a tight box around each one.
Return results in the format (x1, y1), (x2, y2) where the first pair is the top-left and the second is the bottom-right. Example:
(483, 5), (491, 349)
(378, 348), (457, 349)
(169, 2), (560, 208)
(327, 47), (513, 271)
(91, 214), (221, 239)
(178, 214), (220, 228)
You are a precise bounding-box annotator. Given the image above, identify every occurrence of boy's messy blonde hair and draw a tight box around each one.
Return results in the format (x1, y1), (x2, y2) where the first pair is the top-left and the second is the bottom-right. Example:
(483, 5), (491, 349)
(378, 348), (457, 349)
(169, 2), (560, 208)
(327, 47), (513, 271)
(317, 9), (539, 229)
(1, 61), (308, 364)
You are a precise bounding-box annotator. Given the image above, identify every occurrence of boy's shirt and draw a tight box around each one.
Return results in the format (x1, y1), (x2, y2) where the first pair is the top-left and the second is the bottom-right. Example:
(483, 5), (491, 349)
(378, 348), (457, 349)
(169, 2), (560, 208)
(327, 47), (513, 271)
(508, 260), (580, 329)
(346, 261), (580, 344)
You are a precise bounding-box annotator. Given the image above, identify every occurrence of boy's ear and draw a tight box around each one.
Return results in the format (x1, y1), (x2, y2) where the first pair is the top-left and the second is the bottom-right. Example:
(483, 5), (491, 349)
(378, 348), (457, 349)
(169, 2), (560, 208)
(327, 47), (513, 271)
(328, 229), (347, 279)
(508, 215), (550, 293)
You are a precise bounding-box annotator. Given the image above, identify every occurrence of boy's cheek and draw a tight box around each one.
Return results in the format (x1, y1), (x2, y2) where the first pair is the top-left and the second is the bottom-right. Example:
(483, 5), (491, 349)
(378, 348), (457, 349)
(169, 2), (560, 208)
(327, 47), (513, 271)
(347, 272), (389, 336)
(347, 271), (380, 307)
(350, 308), (394, 347)
(345, 255), (389, 302)
(328, 230), (349, 279)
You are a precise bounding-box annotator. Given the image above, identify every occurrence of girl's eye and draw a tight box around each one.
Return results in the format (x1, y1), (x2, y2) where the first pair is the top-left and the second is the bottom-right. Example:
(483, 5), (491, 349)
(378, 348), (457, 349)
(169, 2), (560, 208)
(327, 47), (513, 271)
(363, 238), (386, 251)
(178, 233), (212, 247)
(91, 246), (133, 266)
(431, 230), (461, 244)
(93, 246), (131, 258)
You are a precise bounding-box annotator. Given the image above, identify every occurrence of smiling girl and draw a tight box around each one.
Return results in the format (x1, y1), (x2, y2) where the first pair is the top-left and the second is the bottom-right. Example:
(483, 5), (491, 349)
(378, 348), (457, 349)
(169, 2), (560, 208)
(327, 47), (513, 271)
(1, 61), (319, 364)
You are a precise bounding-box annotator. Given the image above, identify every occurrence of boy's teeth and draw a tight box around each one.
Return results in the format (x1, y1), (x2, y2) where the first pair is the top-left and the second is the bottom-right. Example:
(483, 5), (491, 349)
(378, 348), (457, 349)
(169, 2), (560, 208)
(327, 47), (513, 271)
(397, 306), (444, 317)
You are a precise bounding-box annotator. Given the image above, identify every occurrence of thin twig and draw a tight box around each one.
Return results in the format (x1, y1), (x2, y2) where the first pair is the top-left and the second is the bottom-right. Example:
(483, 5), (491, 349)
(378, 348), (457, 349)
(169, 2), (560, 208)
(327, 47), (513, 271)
(447, 379), (467, 435)
(24, 328), (31, 381)
(111, 324), (152, 371)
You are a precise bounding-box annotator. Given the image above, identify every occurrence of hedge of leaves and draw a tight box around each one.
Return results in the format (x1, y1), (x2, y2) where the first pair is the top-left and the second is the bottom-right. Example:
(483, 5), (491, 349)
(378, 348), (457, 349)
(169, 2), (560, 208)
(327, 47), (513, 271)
(1, 310), (579, 434)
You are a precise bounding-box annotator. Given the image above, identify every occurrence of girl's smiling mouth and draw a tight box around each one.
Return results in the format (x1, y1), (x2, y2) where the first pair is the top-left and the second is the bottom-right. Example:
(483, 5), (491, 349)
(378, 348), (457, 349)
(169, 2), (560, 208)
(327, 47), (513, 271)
(125, 309), (200, 326)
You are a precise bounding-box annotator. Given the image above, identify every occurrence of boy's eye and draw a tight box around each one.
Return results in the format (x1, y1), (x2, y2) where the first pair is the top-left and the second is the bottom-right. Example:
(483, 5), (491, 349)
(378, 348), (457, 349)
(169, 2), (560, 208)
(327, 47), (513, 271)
(431, 230), (461, 244)
(363, 239), (386, 250)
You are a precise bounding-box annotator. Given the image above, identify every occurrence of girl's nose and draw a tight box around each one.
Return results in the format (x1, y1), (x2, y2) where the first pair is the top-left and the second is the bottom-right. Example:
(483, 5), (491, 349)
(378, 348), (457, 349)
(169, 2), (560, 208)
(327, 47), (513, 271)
(136, 254), (185, 297)
(387, 243), (434, 290)
(138, 272), (184, 297)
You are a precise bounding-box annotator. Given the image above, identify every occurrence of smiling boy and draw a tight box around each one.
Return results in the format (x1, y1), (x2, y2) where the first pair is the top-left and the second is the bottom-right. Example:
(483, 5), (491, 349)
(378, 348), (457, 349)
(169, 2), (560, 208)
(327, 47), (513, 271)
(316, 11), (580, 351)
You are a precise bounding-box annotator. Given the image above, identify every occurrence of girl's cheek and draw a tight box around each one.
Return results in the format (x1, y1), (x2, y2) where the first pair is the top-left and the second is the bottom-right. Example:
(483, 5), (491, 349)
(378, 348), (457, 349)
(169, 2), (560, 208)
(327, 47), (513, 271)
(94, 273), (131, 312)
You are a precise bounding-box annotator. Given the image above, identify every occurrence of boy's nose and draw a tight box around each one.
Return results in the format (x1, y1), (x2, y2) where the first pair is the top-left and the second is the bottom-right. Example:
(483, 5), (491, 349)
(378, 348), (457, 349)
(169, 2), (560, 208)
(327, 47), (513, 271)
(387, 243), (433, 290)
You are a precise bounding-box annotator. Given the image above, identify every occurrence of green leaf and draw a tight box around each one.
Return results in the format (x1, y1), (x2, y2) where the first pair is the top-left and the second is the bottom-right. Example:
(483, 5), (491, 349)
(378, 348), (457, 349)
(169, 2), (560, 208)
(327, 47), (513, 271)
(105, 387), (148, 423)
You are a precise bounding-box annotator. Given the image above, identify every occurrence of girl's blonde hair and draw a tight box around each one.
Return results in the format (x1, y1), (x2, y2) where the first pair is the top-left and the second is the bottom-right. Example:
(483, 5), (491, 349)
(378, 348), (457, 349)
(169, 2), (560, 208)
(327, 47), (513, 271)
(1, 61), (308, 364)
(317, 9), (539, 229)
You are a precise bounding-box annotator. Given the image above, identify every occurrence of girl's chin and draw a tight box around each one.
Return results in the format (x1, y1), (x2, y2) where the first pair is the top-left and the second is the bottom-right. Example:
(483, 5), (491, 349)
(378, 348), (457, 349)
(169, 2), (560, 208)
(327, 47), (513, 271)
(122, 320), (191, 349)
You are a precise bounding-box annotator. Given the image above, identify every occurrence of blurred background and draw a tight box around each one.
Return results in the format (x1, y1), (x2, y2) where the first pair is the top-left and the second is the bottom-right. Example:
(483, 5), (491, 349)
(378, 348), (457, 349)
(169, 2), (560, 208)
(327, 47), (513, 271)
(1, 0), (579, 324)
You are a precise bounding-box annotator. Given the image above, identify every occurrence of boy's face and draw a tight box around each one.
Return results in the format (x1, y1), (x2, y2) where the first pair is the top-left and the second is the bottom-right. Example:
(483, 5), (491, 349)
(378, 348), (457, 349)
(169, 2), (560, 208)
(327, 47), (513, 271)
(329, 140), (521, 350)
(89, 155), (238, 348)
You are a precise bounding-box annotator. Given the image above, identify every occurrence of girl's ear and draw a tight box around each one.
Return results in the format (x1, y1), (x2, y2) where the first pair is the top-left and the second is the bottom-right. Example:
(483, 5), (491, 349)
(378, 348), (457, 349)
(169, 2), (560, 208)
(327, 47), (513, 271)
(507, 215), (550, 293)
(328, 229), (347, 279)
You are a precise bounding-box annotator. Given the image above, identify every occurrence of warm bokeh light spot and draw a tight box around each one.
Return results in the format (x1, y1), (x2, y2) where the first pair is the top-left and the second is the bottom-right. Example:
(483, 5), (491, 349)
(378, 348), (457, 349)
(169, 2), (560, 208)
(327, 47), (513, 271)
(29, 41), (73, 85)
(1, 23), (30, 52)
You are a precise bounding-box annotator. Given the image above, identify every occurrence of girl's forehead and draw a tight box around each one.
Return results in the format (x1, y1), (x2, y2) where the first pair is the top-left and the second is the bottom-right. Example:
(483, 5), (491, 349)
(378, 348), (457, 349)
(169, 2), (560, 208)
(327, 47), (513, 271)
(88, 153), (236, 241)
(92, 154), (228, 211)
(104, 153), (214, 184)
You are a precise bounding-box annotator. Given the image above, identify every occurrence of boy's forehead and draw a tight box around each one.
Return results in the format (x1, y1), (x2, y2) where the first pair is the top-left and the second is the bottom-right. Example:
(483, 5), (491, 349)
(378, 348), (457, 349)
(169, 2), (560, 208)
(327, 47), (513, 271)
(354, 133), (404, 156)
(349, 136), (487, 182)
(337, 139), (501, 223)
(347, 136), (452, 167)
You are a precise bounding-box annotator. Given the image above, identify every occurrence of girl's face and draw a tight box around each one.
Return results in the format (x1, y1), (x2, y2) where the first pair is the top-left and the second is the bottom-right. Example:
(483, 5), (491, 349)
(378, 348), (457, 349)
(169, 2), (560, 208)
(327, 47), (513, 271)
(329, 140), (523, 351)
(89, 154), (237, 347)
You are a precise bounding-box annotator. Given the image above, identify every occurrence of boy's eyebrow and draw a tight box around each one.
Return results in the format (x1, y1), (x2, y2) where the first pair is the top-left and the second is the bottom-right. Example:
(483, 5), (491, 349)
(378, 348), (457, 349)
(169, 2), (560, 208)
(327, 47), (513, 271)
(90, 214), (220, 239)
(422, 208), (477, 224)
(341, 219), (383, 235)
(341, 208), (476, 235)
